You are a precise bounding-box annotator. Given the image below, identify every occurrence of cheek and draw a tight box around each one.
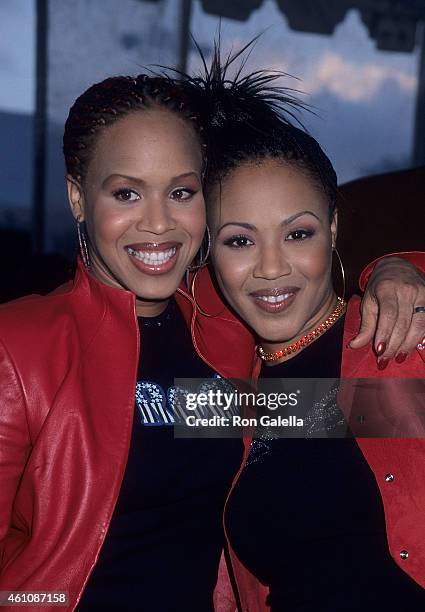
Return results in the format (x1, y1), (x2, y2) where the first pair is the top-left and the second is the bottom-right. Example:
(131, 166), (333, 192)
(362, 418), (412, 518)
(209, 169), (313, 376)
(89, 203), (134, 244)
(212, 247), (251, 296)
(294, 241), (331, 283)
(176, 199), (206, 240)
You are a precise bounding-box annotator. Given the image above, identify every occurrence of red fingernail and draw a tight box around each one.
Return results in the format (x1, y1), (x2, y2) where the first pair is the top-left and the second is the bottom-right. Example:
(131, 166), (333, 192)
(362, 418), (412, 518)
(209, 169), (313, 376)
(395, 352), (408, 364)
(376, 342), (386, 356)
(377, 358), (389, 370)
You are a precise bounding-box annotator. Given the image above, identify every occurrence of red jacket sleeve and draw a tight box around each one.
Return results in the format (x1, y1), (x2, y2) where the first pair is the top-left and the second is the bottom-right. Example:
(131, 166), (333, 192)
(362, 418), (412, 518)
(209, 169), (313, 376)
(0, 339), (31, 564)
(359, 251), (425, 292)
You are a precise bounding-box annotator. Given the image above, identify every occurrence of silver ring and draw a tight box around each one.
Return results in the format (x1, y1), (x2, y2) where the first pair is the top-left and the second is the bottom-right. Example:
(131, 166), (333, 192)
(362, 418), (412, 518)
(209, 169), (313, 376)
(413, 306), (425, 314)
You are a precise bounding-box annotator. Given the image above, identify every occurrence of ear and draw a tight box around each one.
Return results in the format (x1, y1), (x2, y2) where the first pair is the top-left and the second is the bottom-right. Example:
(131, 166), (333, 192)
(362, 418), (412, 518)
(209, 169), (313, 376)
(330, 208), (338, 249)
(67, 175), (85, 221)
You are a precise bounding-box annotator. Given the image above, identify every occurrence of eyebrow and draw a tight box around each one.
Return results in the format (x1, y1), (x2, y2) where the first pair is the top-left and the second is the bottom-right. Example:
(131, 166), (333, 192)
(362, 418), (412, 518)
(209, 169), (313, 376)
(283, 211), (322, 225)
(217, 211), (321, 234)
(102, 171), (200, 187)
(217, 222), (256, 234)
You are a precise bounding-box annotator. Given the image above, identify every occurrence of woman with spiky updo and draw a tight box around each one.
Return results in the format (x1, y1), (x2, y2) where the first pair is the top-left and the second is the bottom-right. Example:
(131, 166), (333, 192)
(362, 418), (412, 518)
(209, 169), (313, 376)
(183, 45), (425, 611)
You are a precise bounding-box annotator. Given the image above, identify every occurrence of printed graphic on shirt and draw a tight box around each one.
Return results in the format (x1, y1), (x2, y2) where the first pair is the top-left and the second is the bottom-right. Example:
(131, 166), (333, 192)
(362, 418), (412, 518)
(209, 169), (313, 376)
(135, 375), (238, 426)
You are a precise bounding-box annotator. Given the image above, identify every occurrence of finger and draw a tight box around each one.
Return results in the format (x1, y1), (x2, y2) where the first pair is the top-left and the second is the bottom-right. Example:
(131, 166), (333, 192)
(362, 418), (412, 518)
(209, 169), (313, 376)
(380, 301), (413, 359)
(393, 312), (425, 362)
(349, 296), (378, 349)
(371, 296), (400, 356)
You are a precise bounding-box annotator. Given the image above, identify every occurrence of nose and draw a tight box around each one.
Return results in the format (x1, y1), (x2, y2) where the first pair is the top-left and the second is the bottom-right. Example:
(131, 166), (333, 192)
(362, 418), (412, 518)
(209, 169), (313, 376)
(253, 241), (292, 280)
(136, 198), (176, 235)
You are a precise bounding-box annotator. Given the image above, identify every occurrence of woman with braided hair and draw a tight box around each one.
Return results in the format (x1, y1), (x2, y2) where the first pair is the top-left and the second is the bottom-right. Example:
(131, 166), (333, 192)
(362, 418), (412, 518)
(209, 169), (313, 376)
(0, 66), (424, 612)
(0, 73), (245, 611)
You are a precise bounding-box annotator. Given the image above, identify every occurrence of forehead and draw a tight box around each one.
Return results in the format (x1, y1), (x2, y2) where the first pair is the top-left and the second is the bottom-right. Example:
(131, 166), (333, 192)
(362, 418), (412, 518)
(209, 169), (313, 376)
(211, 159), (328, 223)
(88, 109), (202, 178)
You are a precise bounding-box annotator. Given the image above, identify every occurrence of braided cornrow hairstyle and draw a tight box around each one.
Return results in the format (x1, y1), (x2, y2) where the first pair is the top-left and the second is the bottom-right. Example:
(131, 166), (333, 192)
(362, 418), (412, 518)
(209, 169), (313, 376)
(63, 74), (206, 183)
(177, 37), (338, 215)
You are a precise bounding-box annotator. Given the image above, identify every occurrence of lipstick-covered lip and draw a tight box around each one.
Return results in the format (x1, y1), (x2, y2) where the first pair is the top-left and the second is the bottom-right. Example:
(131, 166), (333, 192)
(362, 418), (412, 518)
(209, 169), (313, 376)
(125, 241), (182, 273)
(249, 286), (299, 299)
(125, 241), (181, 252)
(248, 287), (299, 312)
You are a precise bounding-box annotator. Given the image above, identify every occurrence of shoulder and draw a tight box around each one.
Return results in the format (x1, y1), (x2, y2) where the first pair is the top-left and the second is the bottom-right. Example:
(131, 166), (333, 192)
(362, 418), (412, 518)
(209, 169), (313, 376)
(0, 280), (77, 356)
(191, 265), (248, 327)
(0, 279), (75, 324)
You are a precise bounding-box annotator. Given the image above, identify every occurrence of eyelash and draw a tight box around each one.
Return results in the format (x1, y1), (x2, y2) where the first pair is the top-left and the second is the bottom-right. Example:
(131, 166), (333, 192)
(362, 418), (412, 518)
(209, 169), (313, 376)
(170, 188), (196, 201)
(223, 235), (254, 249)
(286, 229), (315, 241)
(112, 187), (196, 203)
(223, 229), (315, 249)
(112, 188), (140, 202)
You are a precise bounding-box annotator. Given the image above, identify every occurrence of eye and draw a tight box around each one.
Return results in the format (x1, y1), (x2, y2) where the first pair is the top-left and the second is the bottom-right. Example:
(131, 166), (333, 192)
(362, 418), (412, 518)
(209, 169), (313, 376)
(170, 188), (196, 201)
(286, 229), (314, 241)
(113, 188), (140, 202)
(223, 234), (254, 249)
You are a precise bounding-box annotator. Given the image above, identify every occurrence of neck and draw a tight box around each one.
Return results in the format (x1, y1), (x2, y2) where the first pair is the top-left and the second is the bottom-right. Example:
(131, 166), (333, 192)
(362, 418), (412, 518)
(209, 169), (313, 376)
(84, 254), (171, 318)
(260, 290), (340, 365)
(136, 297), (170, 317)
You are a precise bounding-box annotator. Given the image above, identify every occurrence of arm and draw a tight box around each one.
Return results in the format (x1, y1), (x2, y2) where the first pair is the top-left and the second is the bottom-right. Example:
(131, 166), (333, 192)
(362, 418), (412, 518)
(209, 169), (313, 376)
(0, 338), (31, 565)
(358, 252), (425, 290)
(349, 253), (425, 364)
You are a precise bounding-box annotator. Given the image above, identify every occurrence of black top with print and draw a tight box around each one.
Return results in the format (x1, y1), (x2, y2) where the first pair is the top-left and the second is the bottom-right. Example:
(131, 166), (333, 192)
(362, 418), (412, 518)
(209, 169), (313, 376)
(225, 316), (425, 611)
(78, 298), (243, 611)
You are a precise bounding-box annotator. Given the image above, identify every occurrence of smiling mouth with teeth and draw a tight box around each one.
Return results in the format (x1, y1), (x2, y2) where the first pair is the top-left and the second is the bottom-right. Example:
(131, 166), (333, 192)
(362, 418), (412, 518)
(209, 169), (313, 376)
(127, 246), (177, 265)
(249, 288), (299, 313)
(256, 293), (292, 304)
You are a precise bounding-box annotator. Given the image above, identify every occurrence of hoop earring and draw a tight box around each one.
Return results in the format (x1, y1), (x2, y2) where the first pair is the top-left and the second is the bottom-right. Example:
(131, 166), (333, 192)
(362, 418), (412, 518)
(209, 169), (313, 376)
(187, 225), (211, 271)
(332, 246), (345, 300)
(77, 216), (91, 269)
(187, 268), (225, 318)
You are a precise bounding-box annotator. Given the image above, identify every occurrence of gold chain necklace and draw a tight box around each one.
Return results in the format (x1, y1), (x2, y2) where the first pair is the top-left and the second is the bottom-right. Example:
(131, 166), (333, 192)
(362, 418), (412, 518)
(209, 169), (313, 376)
(257, 297), (347, 363)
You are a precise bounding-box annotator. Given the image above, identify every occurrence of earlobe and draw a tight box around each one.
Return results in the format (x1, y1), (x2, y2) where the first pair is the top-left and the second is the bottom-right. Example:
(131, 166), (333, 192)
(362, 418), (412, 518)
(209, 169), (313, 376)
(66, 175), (85, 221)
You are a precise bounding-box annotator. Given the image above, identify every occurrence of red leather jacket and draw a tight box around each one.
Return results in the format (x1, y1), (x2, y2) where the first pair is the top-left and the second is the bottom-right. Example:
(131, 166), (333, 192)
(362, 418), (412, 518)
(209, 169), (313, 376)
(0, 259), (255, 611)
(0, 254), (424, 611)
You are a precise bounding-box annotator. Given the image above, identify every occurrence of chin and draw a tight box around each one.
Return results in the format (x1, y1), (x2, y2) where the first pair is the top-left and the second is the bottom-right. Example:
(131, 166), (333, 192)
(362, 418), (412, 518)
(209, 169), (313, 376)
(132, 282), (179, 302)
(256, 321), (304, 346)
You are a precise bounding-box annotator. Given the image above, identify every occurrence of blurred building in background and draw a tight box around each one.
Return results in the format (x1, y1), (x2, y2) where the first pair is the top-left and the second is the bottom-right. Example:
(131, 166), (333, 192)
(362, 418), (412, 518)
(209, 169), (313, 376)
(1, 0), (424, 263)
